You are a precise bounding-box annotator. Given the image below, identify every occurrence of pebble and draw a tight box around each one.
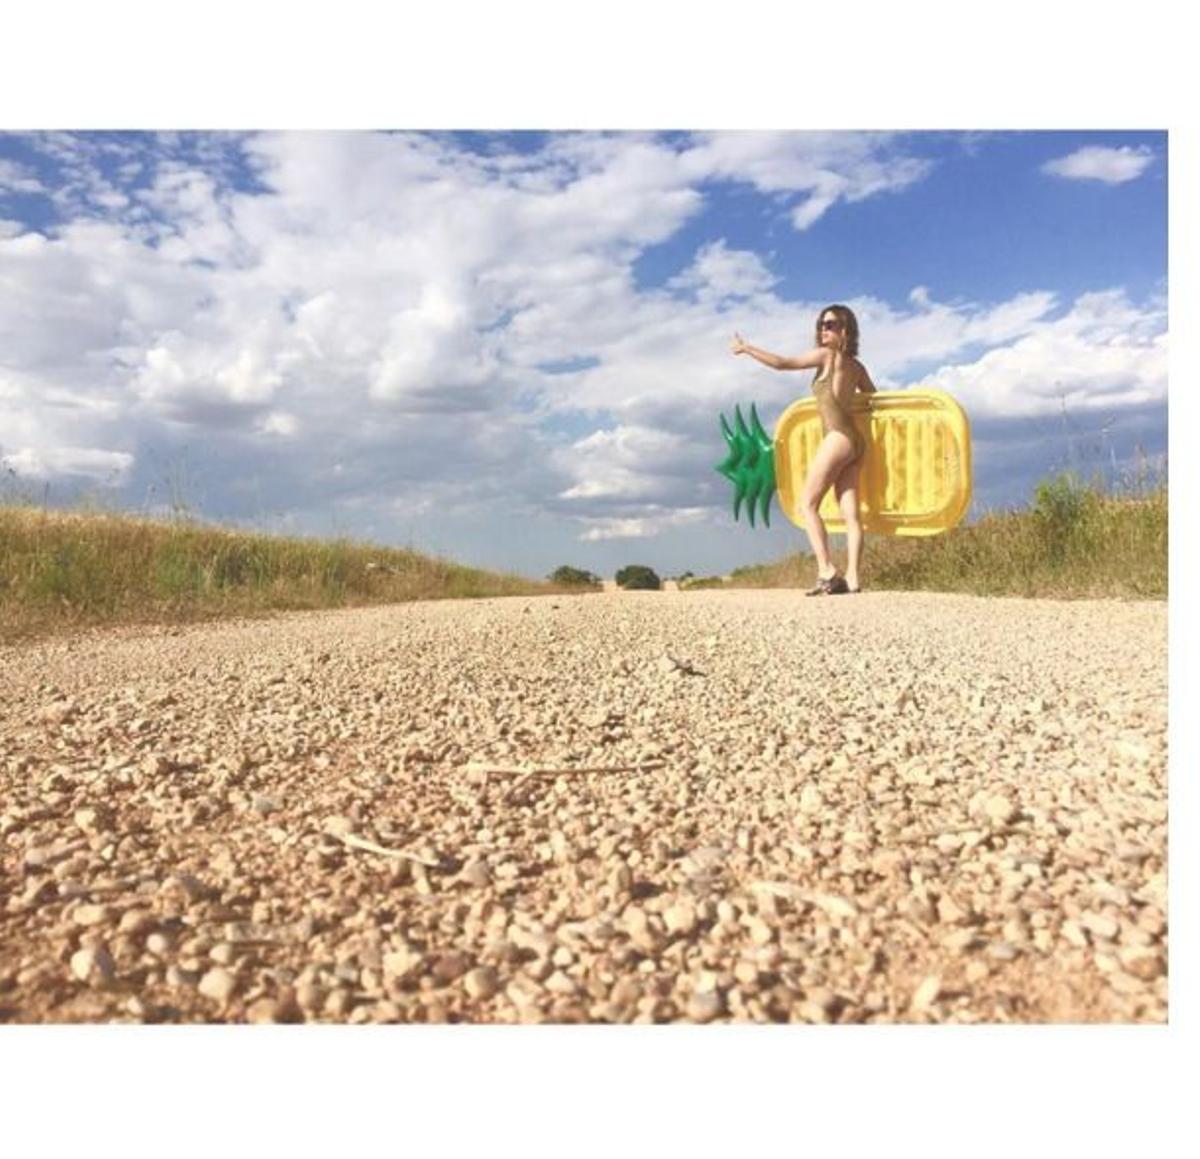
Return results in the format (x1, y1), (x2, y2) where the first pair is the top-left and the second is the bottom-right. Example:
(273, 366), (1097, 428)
(296, 982), (326, 1011)
(464, 967), (500, 1000)
(799, 987), (839, 1023)
(198, 967), (238, 1003)
(73, 808), (110, 834)
(687, 991), (724, 1023)
(118, 909), (158, 936)
(246, 998), (286, 1023)
(1136, 907), (1166, 938)
(1108, 970), (1150, 996)
(431, 952), (470, 985)
(734, 959), (761, 987)
(1118, 949), (1165, 981)
(162, 873), (209, 903)
(910, 975), (942, 1014)
(965, 961), (991, 984)
(544, 971), (578, 996)
(812, 893), (858, 921)
(1081, 911), (1120, 940)
(664, 901), (699, 937)
(18, 879), (56, 908)
(72, 903), (114, 927)
(745, 917), (774, 946)
(223, 921), (278, 945)
(324, 989), (353, 1018)
(382, 947), (422, 982)
(1061, 920), (1089, 948)
(505, 977), (543, 1015)
(166, 965), (200, 988)
(984, 795), (1019, 825)
(459, 859), (491, 888)
(937, 896), (971, 925)
(609, 978), (642, 1008)
(941, 928), (979, 952)
(70, 947), (115, 986)
(1001, 919), (1029, 945)
(125, 996), (149, 1019)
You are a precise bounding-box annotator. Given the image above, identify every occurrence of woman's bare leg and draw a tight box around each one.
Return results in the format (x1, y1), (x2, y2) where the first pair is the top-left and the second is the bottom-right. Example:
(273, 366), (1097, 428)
(799, 433), (854, 578)
(835, 458), (864, 590)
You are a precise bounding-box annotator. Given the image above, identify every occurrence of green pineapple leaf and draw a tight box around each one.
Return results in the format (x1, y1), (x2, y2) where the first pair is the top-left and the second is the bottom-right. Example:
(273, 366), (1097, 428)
(716, 402), (776, 527)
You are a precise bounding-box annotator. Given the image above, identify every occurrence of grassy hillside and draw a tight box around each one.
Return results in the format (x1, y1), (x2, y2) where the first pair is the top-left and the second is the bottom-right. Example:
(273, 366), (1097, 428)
(727, 473), (1168, 600)
(0, 506), (558, 640)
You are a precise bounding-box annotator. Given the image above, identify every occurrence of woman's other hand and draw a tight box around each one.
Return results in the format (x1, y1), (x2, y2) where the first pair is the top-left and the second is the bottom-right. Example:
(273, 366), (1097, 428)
(731, 332), (749, 356)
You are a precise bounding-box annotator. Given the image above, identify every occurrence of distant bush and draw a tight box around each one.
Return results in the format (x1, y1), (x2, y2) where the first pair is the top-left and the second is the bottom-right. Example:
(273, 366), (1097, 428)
(616, 565), (661, 591)
(681, 575), (727, 590)
(1031, 472), (1099, 564)
(549, 565), (602, 589)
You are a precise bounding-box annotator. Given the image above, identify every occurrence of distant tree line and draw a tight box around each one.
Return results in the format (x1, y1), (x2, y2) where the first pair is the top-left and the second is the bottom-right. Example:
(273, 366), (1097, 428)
(549, 564), (730, 591)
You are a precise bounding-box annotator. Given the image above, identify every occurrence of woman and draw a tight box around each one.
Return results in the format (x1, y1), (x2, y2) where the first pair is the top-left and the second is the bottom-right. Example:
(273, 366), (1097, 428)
(731, 304), (876, 594)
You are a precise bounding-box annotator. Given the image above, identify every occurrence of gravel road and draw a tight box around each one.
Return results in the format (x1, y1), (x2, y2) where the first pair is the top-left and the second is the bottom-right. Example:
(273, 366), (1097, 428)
(0, 590), (1167, 1024)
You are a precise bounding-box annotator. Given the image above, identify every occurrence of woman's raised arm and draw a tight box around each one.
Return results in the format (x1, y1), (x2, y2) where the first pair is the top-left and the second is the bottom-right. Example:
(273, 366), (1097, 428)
(731, 333), (827, 371)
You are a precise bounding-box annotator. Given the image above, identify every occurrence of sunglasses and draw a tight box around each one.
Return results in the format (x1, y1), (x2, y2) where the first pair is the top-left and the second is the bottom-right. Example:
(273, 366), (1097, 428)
(819, 318), (843, 331)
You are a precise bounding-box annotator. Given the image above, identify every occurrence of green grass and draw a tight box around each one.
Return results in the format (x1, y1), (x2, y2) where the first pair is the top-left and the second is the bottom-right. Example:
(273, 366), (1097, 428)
(726, 471), (1168, 599)
(0, 506), (564, 641)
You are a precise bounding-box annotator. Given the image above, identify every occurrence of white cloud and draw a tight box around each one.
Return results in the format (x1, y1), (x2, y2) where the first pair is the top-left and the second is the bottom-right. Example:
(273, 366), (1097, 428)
(928, 289), (1167, 417)
(258, 411), (299, 437)
(667, 241), (779, 304)
(1, 445), (133, 483)
(855, 288), (1062, 378)
(681, 131), (933, 230)
(1042, 145), (1155, 184)
(577, 508), (711, 542)
(0, 159), (45, 194)
(557, 426), (692, 502)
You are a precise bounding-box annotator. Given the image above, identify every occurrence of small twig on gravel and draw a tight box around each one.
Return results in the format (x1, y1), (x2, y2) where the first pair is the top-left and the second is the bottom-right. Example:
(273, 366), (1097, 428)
(664, 653), (706, 676)
(465, 760), (666, 778)
(75, 878), (143, 896)
(487, 760), (667, 805)
(748, 880), (808, 901)
(326, 830), (441, 867)
(503, 770), (538, 804)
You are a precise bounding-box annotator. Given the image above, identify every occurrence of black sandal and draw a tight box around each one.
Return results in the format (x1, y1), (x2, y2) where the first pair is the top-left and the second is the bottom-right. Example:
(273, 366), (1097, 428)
(805, 573), (849, 596)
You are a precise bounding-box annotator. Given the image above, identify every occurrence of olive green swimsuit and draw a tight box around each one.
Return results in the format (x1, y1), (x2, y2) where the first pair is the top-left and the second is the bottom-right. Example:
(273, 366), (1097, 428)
(813, 369), (865, 461)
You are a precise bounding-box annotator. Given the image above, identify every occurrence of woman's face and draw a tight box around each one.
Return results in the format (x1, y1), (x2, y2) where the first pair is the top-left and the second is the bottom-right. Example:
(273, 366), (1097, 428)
(819, 311), (844, 347)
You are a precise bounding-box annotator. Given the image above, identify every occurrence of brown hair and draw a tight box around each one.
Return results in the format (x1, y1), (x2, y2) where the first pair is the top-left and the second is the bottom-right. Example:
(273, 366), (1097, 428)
(815, 304), (859, 357)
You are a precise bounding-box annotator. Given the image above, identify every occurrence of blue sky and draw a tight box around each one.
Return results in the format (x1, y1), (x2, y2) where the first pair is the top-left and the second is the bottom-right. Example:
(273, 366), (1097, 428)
(0, 130), (1167, 578)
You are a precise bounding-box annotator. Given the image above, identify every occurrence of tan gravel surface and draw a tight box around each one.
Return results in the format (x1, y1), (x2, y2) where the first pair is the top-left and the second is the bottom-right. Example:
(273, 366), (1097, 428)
(0, 590), (1167, 1024)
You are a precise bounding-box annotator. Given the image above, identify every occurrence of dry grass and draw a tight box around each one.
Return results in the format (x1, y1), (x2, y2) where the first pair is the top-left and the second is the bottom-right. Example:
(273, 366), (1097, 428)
(727, 473), (1168, 600)
(0, 506), (564, 641)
